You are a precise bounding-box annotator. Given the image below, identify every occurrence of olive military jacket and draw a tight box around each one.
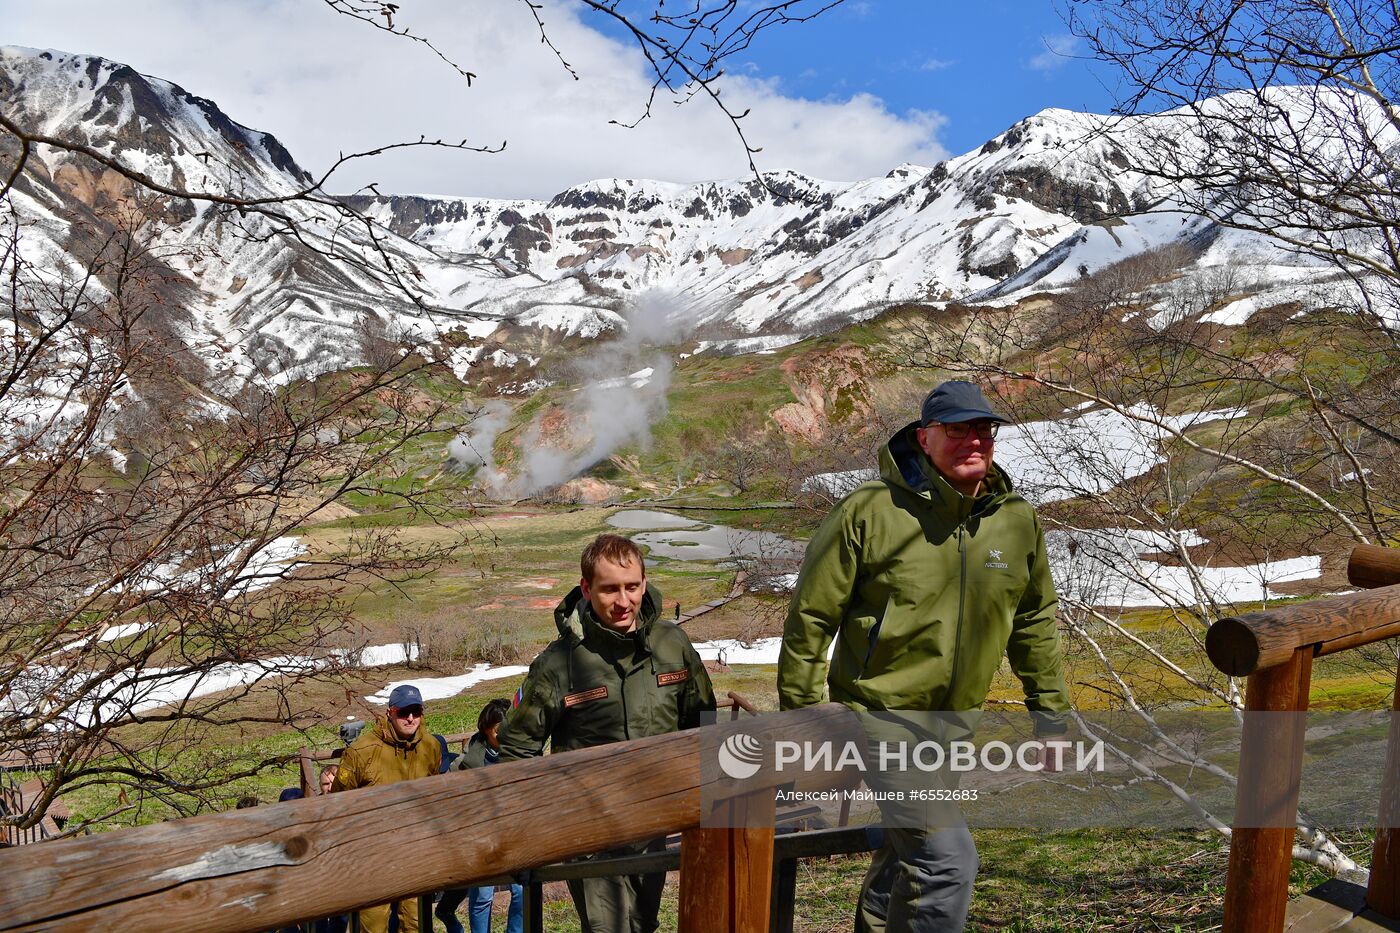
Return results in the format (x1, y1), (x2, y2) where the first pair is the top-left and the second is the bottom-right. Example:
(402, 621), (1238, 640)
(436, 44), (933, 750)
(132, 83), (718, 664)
(777, 421), (1069, 733)
(498, 583), (716, 760)
(331, 715), (441, 791)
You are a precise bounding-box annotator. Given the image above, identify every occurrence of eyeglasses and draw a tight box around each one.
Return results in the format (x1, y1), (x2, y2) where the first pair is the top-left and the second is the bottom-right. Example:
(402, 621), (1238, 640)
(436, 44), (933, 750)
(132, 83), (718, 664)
(390, 705), (424, 719)
(938, 421), (999, 440)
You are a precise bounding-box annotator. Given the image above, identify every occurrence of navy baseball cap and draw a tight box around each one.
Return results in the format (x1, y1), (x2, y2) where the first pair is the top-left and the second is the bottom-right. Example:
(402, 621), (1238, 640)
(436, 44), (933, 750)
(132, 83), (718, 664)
(921, 381), (1008, 425)
(387, 684), (423, 709)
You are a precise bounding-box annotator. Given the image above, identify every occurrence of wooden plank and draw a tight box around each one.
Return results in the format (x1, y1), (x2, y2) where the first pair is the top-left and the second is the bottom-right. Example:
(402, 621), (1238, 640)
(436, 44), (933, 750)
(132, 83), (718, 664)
(1223, 648), (1312, 933)
(1286, 879), (1368, 932)
(1350, 545), (1400, 591)
(0, 704), (861, 933)
(679, 826), (729, 932)
(1206, 585), (1400, 675)
(1339, 911), (1400, 931)
(1367, 660), (1400, 920)
(678, 791), (776, 933)
(734, 798), (777, 933)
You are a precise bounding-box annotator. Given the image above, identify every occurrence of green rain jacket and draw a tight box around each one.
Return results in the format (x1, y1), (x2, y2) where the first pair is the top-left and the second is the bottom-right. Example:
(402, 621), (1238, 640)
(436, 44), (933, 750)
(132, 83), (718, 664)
(497, 583), (717, 761)
(777, 421), (1069, 733)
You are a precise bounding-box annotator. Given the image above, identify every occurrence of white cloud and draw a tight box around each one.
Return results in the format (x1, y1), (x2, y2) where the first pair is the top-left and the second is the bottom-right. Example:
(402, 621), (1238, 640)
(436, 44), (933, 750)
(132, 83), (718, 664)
(1029, 33), (1082, 72)
(6, 0), (949, 199)
(920, 58), (954, 71)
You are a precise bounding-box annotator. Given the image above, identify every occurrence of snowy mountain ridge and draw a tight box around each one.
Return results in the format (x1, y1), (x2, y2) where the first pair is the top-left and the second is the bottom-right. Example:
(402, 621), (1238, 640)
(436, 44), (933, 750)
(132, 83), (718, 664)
(0, 45), (1360, 383)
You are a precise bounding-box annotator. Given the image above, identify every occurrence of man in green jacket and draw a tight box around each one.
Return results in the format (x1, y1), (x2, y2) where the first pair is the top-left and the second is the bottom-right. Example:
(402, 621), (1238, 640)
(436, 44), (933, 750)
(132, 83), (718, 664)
(332, 684), (441, 933)
(778, 381), (1069, 933)
(498, 533), (716, 933)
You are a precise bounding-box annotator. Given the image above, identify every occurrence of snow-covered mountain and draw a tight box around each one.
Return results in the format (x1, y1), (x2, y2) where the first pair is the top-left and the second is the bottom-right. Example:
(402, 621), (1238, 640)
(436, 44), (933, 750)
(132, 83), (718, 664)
(1, 46), (506, 387)
(0, 45), (1353, 380)
(344, 120), (1155, 336)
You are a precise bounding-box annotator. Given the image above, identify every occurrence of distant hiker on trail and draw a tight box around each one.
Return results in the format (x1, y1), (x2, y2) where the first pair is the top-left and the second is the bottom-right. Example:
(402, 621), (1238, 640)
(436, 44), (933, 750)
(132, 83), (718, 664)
(332, 684), (440, 933)
(779, 380), (1070, 933)
(497, 533), (716, 933)
(440, 698), (523, 933)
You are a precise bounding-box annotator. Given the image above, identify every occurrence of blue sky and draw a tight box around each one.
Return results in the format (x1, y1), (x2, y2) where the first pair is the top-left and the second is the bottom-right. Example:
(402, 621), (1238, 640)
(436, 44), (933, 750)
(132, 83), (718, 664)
(6, 0), (1121, 198)
(709, 0), (1120, 154)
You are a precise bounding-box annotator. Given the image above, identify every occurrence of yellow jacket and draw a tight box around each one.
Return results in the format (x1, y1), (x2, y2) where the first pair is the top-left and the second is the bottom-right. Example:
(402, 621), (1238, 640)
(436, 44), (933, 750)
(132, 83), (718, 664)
(332, 716), (440, 790)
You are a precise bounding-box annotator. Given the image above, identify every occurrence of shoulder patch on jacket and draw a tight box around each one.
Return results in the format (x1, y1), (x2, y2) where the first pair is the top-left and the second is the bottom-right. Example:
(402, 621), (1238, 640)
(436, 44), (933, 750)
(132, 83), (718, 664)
(657, 669), (690, 687)
(563, 685), (609, 708)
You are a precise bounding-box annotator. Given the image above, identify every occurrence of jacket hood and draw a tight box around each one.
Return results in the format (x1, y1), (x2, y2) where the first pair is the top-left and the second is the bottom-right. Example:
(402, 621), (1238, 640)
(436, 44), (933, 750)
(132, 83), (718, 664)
(553, 581), (663, 647)
(881, 420), (1013, 510)
(371, 715), (424, 752)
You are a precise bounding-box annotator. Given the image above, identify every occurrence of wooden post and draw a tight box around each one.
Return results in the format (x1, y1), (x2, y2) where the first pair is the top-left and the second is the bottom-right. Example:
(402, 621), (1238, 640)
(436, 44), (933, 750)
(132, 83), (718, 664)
(1348, 544), (1400, 590)
(298, 747), (316, 799)
(679, 790), (776, 933)
(1367, 656), (1400, 919)
(1222, 647), (1312, 933)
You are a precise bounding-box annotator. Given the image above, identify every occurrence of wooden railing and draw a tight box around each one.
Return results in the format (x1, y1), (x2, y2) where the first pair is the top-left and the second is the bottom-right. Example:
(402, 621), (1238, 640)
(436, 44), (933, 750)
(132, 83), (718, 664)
(0, 773), (46, 847)
(1205, 544), (1400, 933)
(293, 693), (760, 797)
(0, 703), (863, 933)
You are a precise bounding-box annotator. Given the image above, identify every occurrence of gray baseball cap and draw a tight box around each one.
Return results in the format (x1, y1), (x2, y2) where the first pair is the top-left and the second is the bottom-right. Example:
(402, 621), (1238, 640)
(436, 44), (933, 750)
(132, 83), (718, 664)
(921, 381), (1008, 425)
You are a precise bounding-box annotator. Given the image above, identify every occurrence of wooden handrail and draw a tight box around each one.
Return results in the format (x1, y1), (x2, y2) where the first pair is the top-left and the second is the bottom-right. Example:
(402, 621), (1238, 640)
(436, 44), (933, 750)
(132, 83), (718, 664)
(1207, 545), (1400, 932)
(0, 704), (861, 933)
(297, 696), (758, 795)
(1349, 543), (1400, 590)
(1204, 583), (1400, 676)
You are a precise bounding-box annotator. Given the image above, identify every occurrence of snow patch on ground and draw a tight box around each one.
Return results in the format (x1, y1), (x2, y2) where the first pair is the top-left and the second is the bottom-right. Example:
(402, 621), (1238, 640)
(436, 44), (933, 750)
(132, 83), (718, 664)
(692, 637), (836, 666)
(515, 304), (624, 338)
(999, 406), (1247, 504)
(99, 536), (306, 599)
(18, 642), (422, 728)
(1048, 527), (1320, 608)
(693, 334), (805, 356)
(366, 663), (530, 705)
(595, 367), (656, 390)
(800, 470), (878, 498)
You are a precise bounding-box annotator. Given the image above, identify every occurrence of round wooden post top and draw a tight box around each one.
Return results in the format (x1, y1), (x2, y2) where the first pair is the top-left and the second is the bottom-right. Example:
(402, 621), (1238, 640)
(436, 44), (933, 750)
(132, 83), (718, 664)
(1206, 582), (1400, 677)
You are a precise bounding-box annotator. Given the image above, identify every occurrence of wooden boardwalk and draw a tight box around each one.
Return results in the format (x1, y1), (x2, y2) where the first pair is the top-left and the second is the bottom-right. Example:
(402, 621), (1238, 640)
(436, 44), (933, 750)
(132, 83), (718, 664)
(1287, 880), (1400, 932)
(676, 572), (748, 626)
(1, 776), (68, 845)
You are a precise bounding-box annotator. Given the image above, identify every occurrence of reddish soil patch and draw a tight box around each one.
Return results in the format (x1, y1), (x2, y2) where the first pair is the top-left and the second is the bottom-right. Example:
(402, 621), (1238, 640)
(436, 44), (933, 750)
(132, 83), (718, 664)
(515, 577), (561, 590)
(556, 477), (624, 504)
(527, 597), (558, 609)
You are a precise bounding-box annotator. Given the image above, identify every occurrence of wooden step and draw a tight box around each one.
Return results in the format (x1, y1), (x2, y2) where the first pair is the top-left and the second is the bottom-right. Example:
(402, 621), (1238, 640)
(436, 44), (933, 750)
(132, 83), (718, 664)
(1286, 879), (1399, 932)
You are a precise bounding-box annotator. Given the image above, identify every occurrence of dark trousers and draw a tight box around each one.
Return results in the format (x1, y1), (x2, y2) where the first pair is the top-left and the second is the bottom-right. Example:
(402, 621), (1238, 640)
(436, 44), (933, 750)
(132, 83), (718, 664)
(854, 713), (979, 932)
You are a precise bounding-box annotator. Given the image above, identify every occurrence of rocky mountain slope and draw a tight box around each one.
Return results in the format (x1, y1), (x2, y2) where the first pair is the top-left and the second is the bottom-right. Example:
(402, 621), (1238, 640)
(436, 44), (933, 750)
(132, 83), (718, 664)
(1, 45), (1355, 382)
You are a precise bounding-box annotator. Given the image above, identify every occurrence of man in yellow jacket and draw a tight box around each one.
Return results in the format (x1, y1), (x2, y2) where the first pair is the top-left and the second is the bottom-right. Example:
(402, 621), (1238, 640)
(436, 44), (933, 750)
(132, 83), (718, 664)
(332, 684), (441, 933)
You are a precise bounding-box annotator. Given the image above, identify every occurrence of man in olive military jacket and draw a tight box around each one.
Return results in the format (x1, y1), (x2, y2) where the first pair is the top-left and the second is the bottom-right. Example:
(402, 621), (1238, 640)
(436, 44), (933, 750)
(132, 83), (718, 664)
(498, 534), (716, 933)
